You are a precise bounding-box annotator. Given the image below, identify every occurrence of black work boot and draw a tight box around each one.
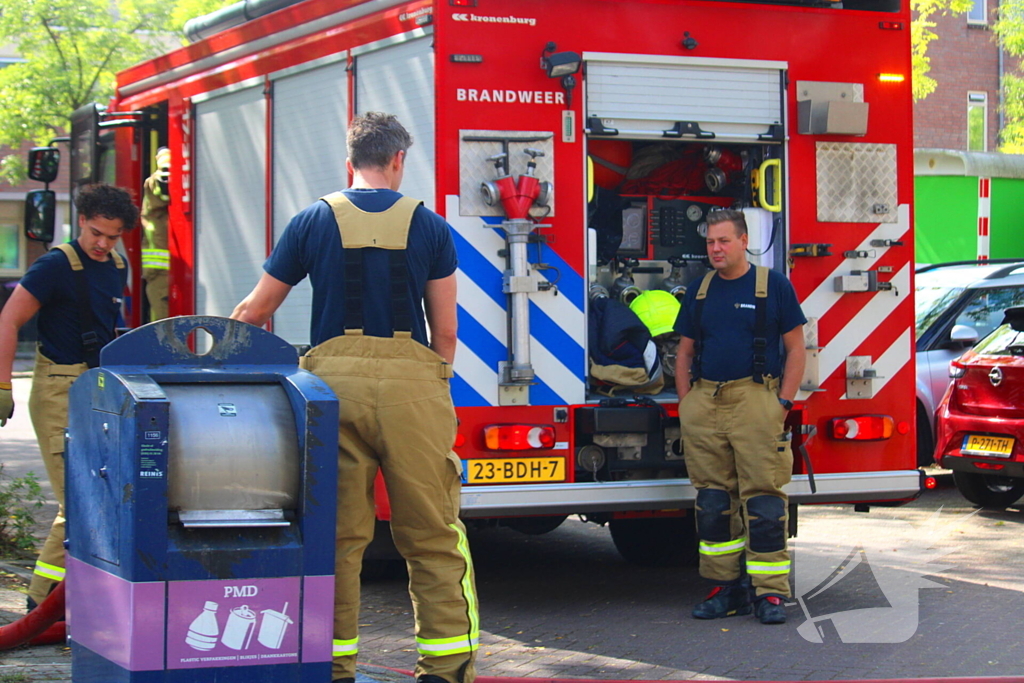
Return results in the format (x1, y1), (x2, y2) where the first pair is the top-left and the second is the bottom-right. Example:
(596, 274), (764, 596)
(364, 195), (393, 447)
(754, 595), (787, 624)
(692, 581), (752, 619)
(418, 676), (451, 683)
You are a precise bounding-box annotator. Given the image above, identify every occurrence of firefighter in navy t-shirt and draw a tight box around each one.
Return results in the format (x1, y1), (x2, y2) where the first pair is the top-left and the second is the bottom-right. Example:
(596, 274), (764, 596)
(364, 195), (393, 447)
(0, 184), (137, 610)
(231, 113), (477, 683)
(674, 209), (806, 625)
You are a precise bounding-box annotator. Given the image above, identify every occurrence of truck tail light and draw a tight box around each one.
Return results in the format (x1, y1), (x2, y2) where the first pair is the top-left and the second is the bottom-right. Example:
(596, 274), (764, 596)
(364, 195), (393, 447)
(830, 415), (895, 441)
(483, 424), (556, 450)
(949, 360), (967, 378)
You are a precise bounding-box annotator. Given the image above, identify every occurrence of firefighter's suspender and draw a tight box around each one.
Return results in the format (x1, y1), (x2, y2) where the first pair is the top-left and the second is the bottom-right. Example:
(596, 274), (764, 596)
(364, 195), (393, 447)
(691, 270), (716, 382)
(320, 192), (422, 337)
(692, 264), (769, 383)
(752, 265), (769, 383)
(54, 243), (125, 368)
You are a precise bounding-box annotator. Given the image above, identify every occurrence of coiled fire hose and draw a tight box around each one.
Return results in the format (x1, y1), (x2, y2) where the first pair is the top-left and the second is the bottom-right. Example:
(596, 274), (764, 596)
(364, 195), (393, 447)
(0, 581), (65, 649)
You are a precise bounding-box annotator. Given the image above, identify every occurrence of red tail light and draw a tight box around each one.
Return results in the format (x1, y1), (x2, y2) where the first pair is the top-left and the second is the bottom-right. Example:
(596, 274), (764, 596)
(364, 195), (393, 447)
(830, 415), (895, 441)
(483, 424), (556, 450)
(949, 359), (967, 378)
(975, 462), (1006, 471)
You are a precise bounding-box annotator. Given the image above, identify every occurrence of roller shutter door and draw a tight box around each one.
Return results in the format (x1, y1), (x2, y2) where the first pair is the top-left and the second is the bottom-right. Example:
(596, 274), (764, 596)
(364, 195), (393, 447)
(585, 54), (785, 140)
(271, 59), (349, 346)
(355, 35), (435, 209)
(194, 86), (266, 323)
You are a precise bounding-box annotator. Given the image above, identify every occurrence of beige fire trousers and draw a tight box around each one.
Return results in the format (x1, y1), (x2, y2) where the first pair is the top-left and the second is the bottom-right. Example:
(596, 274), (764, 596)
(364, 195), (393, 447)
(301, 333), (478, 683)
(679, 376), (793, 598)
(27, 350), (87, 606)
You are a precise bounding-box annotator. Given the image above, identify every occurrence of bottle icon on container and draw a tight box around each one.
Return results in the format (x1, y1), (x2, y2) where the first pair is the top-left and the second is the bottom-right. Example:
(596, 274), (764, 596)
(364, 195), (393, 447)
(185, 601), (220, 651)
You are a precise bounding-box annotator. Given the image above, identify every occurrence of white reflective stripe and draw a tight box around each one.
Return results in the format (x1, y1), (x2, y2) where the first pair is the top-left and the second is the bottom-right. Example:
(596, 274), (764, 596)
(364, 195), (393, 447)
(747, 561), (791, 574)
(698, 538), (746, 555)
(416, 633), (480, 655)
(332, 637), (358, 656)
(34, 561), (65, 581)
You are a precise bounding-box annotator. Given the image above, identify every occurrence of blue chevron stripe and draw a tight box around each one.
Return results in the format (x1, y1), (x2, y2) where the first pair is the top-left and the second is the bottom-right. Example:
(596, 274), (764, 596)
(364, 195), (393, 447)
(450, 373), (488, 408)
(451, 229), (505, 308)
(529, 302), (586, 380)
(457, 305), (504, 368)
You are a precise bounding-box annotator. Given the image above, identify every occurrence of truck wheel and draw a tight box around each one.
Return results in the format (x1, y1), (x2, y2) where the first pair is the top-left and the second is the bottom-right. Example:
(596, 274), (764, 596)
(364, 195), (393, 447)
(916, 404), (934, 468)
(503, 515), (568, 535)
(952, 470), (1024, 508)
(609, 517), (698, 567)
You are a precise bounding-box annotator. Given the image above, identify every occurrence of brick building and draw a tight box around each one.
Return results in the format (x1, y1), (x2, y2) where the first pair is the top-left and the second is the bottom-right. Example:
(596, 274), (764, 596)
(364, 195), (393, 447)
(914, 0), (1017, 151)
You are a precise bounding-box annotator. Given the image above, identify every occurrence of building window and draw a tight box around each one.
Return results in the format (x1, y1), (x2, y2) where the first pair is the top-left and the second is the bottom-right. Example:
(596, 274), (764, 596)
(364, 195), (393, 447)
(0, 224), (26, 276)
(968, 92), (988, 151)
(967, 0), (986, 24)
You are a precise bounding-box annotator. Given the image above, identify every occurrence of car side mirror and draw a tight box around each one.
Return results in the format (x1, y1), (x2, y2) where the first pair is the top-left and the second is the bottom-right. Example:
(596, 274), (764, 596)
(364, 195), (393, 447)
(947, 324), (979, 348)
(24, 190), (56, 243)
(27, 147), (60, 184)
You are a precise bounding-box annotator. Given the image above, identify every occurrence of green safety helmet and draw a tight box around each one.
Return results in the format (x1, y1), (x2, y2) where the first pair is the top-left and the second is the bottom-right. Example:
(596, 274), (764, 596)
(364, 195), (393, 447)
(629, 289), (681, 337)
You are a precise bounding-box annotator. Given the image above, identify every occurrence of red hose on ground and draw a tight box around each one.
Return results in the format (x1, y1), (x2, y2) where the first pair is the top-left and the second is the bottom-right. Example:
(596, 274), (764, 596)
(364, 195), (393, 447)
(0, 580), (65, 649)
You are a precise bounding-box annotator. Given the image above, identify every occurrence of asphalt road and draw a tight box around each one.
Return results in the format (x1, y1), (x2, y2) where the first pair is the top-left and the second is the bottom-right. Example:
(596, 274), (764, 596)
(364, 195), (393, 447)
(356, 483), (1024, 681)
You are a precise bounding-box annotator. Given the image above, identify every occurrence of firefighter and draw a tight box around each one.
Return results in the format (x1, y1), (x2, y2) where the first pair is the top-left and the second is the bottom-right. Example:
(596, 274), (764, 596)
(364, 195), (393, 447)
(673, 209), (806, 625)
(231, 113), (477, 683)
(141, 147), (171, 321)
(0, 184), (137, 609)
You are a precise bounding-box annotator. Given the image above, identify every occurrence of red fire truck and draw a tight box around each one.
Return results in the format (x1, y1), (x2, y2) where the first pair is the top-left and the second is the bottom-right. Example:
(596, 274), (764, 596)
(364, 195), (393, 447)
(27, 0), (922, 564)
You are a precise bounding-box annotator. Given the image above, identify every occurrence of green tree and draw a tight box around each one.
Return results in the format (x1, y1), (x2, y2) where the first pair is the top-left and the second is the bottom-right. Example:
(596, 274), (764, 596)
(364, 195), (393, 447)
(995, 0), (1024, 151)
(912, 0), (975, 102)
(0, 0), (232, 184)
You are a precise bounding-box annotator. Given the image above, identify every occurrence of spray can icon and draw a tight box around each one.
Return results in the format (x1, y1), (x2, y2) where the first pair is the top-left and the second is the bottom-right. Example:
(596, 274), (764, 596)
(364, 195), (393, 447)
(220, 605), (257, 650)
(257, 602), (294, 649)
(185, 601), (220, 651)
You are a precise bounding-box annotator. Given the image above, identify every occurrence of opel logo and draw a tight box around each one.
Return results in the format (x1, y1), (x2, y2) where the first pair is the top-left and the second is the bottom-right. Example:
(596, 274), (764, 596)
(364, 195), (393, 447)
(989, 367), (1003, 387)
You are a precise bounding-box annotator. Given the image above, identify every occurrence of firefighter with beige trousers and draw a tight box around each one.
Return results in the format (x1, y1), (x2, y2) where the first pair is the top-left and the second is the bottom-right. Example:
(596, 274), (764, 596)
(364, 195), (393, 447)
(231, 113), (477, 683)
(141, 147), (171, 321)
(674, 209), (806, 625)
(0, 184), (137, 610)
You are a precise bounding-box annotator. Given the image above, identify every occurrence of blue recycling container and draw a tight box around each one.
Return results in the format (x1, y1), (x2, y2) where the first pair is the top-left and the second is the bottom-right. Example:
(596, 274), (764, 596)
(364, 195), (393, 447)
(65, 316), (338, 682)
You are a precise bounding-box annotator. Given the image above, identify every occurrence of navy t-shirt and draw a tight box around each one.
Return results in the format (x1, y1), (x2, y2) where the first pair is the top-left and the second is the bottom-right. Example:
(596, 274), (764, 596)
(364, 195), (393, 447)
(265, 189), (458, 347)
(20, 241), (127, 365)
(674, 266), (806, 382)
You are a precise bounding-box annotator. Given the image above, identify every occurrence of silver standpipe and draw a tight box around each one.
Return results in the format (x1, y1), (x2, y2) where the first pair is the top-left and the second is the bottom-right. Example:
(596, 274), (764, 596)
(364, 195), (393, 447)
(504, 219), (538, 387)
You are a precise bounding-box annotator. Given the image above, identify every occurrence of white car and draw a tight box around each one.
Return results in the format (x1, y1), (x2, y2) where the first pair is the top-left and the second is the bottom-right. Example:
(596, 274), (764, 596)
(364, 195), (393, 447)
(915, 260), (1024, 467)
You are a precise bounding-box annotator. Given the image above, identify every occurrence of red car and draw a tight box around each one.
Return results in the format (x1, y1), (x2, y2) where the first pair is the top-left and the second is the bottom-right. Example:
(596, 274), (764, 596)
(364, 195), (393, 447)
(935, 306), (1024, 508)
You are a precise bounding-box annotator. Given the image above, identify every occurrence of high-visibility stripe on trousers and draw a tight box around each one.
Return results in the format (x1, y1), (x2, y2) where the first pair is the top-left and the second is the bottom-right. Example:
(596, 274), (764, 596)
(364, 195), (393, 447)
(34, 561), (65, 582)
(141, 248), (170, 270)
(27, 350), (85, 606)
(333, 637), (358, 657)
(301, 334), (478, 683)
(699, 537), (746, 557)
(679, 376), (793, 598)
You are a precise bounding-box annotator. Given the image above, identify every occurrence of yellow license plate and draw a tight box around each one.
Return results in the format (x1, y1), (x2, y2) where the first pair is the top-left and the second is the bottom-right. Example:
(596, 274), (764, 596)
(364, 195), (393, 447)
(962, 434), (1015, 457)
(465, 457), (566, 484)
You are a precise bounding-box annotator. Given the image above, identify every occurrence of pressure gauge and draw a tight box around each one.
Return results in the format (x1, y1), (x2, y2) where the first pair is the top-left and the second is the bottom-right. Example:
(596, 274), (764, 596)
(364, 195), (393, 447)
(686, 204), (703, 222)
(697, 221), (709, 238)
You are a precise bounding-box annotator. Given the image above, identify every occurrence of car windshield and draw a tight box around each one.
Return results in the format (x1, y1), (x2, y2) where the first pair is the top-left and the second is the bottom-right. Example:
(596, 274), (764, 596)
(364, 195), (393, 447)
(973, 324), (1024, 357)
(915, 285), (965, 340)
